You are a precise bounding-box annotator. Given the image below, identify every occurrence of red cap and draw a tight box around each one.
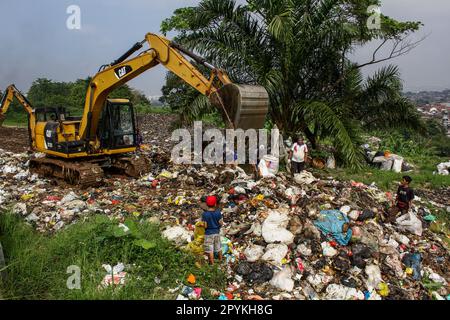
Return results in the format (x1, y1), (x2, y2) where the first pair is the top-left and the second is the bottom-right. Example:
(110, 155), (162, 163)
(206, 196), (217, 208)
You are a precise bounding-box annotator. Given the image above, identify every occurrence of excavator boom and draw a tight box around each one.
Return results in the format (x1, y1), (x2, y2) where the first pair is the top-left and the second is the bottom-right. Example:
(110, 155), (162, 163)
(80, 33), (269, 142)
(0, 85), (36, 147)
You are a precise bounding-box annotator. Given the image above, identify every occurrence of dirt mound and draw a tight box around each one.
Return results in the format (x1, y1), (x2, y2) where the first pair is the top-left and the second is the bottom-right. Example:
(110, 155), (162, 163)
(0, 114), (177, 154)
(0, 126), (30, 153)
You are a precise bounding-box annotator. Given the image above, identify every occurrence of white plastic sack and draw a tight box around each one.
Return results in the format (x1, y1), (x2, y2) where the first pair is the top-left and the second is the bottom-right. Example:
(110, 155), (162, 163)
(2, 165), (18, 174)
(13, 203), (27, 215)
(60, 191), (79, 204)
(296, 243), (312, 256)
(348, 210), (360, 221)
(437, 161), (450, 175)
(340, 206), (351, 214)
(381, 159), (394, 171)
(244, 245), (265, 262)
(270, 267), (294, 292)
(396, 212), (423, 236)
(326, 156), (336, 169)
(294, 171), (317, 185)
(392, 158), (404, 173)
(261, 210), (294, 244)
(307, 273), (333, 291)
(324, 284), (365, 300)
(321, 242), (338, 257)
(162, 226), (192, 246)
(262, 244), (289, 266)
(365, 265), (382, 290)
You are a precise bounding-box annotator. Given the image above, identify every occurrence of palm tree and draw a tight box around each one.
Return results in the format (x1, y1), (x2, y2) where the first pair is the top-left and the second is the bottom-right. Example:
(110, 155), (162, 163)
(161, 0), (423, 167)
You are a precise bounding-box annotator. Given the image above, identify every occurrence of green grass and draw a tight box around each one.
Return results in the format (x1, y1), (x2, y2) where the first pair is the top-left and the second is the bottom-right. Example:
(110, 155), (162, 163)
(314, 154), (450, 191)
(0, 213), (225, 300)
(1, 112), (28, 127)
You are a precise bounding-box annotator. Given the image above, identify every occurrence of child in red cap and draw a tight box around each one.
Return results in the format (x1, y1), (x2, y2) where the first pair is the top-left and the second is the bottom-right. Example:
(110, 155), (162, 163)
(201, 195), (223, 264)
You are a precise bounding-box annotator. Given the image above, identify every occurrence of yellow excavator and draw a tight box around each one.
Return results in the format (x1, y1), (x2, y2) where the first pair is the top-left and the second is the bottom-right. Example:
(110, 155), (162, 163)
(0, 33), (269, 186)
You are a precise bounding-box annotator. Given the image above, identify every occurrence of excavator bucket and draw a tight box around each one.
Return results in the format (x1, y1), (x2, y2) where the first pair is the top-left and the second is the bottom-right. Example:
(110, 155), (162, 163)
(0, 114), (6, 126)
(213, 84), (269, 130)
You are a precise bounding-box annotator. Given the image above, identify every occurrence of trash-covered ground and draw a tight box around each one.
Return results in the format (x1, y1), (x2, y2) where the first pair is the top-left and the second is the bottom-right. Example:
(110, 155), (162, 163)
(0, 114), (449, 300)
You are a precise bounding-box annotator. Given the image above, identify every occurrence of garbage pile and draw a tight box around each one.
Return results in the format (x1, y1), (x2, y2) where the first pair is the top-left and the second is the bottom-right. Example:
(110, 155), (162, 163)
(0, 145), (449, 301)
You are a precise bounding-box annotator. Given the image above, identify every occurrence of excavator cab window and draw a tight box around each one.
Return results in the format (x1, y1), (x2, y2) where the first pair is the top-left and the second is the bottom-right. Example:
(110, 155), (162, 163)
(35, 107), (65, 123)
(98, 101), (137, 150)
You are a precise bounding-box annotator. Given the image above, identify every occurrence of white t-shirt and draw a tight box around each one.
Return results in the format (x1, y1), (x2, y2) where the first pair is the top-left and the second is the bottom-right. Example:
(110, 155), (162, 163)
(291, 143), (308, 163)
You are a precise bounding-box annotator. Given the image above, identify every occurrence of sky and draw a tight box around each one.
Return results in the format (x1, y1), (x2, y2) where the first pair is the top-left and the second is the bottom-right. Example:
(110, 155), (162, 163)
(0, 0), (449, 98)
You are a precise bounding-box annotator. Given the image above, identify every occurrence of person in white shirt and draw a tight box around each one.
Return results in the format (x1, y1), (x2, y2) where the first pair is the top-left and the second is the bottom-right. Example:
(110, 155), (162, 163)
(289, 137), (308, 175)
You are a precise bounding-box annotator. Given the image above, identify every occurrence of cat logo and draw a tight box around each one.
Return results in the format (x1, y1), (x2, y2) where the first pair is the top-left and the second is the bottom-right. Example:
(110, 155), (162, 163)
(114, 65), (132, 79)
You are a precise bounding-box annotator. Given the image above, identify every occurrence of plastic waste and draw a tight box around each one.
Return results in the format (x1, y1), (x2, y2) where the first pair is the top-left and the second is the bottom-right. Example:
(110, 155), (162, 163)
(100, 263), (127, 288)
(326, 156), (336, 169)
(314, 210), (352, 246)
(348, 210), (360, 221)
(262, 244), (289, 266)
(436, 161), (450, 175)
(294, 171), (317, 185)
(377, 283), (389, 297)
(185, 221), (205, 255)
(321, 242), (338, 257)
(402, 253), (422, 280)
(187, 274), (196, 285)
(357, 209), (375, 221)
(235, 262), (274, 284)
(296, 243), (312, 257)
(324, 284), (365, 300)
(244, 245), (265, 262)
(261, 209), (294, 245)
(270, 267), (294, 292)
(396, 212), (423, 236)
(162, 226), (192, 246)
(365, 265), (382, 290)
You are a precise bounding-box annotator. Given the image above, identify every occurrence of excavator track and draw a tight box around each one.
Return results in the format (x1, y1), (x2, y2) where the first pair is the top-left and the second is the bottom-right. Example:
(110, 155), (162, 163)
(110, 155), (151, 177)
(29, 157), (104, 188)
(28, 154), (151, 187)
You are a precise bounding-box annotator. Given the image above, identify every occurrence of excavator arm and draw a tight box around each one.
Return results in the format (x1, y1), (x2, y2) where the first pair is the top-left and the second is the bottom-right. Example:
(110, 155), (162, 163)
(0, 85), (34, 123)
(79, 33), (269, 141)
(0, 85), (36, 145)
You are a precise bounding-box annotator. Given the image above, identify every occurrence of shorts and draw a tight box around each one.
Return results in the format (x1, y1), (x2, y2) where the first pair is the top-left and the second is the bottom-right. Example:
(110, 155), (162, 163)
(204, 234), (221, 254)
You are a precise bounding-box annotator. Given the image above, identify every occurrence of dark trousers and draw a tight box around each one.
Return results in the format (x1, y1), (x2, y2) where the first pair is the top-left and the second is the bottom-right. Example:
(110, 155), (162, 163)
(291, 161), (305, 175)
(385, 204), (408, 223)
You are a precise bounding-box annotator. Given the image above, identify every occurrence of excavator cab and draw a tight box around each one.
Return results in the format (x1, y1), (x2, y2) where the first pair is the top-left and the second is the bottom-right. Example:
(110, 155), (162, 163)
(98, 99), (138, 150)
(35, 107), (67, 123)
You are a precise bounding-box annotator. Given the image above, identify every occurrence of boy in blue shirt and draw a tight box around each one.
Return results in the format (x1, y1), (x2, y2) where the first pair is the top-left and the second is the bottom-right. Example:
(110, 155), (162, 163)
(201, 196), (223, 265)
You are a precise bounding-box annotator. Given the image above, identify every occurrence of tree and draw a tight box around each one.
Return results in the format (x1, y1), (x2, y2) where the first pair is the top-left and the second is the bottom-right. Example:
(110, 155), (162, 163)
(27, 78), (151, 116)
(160, 0), (424, 167)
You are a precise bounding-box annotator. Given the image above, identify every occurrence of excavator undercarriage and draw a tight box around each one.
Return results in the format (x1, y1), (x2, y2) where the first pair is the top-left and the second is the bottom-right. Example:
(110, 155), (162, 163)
(29, 155), (150, 187)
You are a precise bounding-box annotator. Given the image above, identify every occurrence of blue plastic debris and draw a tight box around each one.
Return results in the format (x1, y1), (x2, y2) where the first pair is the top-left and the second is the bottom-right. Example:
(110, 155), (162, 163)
(218, 293), (228, 300)
(402, 253), (422, 280)
(314, 210), (353, 246)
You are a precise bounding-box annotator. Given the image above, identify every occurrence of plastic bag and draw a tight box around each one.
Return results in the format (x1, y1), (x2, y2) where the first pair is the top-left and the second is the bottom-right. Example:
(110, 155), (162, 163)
(270, 267), (294, 292)
(244, 245), (265, 262)
(396, 212), (423, 236)
(314, 210), (352, 246)
(261, 210), (294, 245)
(185, 222), (205, 255)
